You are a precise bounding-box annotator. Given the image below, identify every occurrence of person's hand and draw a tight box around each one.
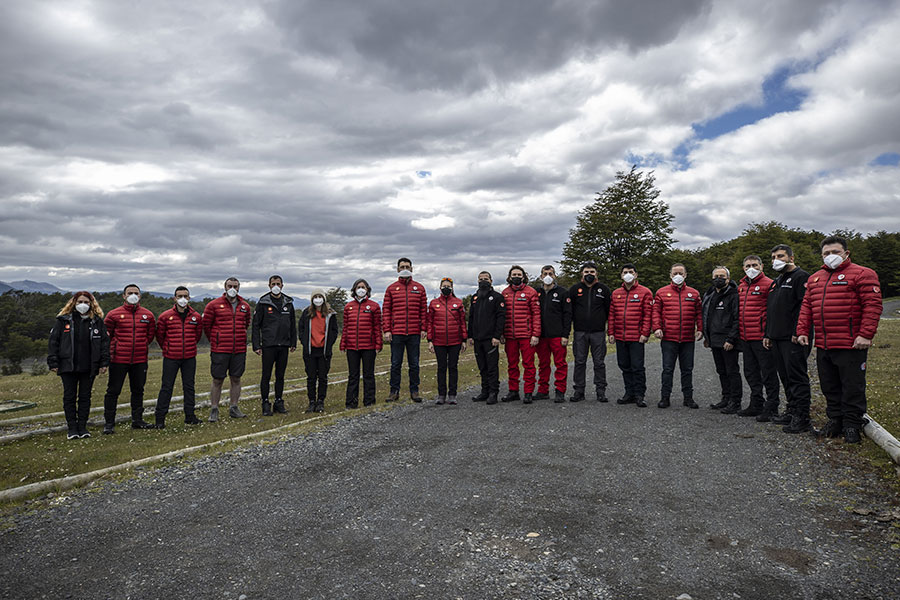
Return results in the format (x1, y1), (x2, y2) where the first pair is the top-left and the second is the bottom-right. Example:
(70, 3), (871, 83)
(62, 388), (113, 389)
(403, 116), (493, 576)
(460, 342), (466, 353)
(791, 335), (799, 344)
(467, 339), (474, 347)
(703, 339), (710, 348)
(377, 347), (382, 354)
(290, 346), (296, 353)
(421, 331), (427, 341)
(762, 337), (771, 350)
(853, 336), (873, 350)
(561, 337), (568, 347)
(50, 367), (57, 374)
(694, 330), (703, 342)
(654, 329), (663, 339)
(724, 342), (734, 351)
(491, 338), (500, 347)
(499, 336), (505, 345)
(608, 335), (615, 344)
(797, 335), (809, 346)
(428, 341), (434, 353)
(530, 336), (539, 347)
(255, 349), (262, 355)
(99, 367), (107, 375)
(384, 332), (392, 343)
(638, 335), (648, 344)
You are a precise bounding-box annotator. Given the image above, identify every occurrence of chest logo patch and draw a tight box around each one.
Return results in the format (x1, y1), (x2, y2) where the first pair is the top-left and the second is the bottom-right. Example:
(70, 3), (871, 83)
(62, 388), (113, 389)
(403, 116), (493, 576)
(838, 274), (845, 280)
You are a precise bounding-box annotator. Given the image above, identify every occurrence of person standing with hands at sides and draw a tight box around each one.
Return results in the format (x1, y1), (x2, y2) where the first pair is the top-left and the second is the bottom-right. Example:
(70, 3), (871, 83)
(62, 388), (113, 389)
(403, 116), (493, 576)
(652, 264), (703, 409)
(252, 275), (297, 416)
(341, 279), (383, 409)
(535, 266), (571, 403)
(500, 266), (541, 404)
(202, 277), (252, 422)
(102, 284), (156, 433)
(607, 264), (653, 408)
(567, 262), (612, 403)
(736, 255), (781, 420)
(298, 289), (339, 413)
(383, 258), (427, 403)
(468, 272), (505, 405)
(427, 277), (467, 405)
(154, 286), (204, 427)
(48, 292), (109, 439)
(797, 236), (882, 444)
(701, 267), (742, 414)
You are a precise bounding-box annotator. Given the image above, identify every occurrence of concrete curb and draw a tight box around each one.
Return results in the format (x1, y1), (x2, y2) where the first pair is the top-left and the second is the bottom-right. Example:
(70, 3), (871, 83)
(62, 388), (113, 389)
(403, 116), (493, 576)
(864, 413), (900, 465)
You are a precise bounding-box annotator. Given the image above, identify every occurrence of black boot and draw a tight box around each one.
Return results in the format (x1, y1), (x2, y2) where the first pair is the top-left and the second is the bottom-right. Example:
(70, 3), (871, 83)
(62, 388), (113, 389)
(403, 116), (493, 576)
(501, 390), (520, 402)
(817, 418), (843, 438)
(783, 415), (811, 434)
(314, 401), (325, 413)
(683, 398), (699, 409)
(273, 398), (287, 414)
(616, 395), (635, 405)
(771, 412), (793, 426)
(184, 414), (203, 425)
(304, 402), (316, 413)
(262, 400), (273, 416)
(709, 397), (729, 410)
(843, 427), (862, 444)
(154, 415), (166, 429)
(554, 390), (566, 403)
(635, 397), (647, 408)
(756, 399), (779, 422)
(737, 403), (763, 417)
(486, 393), (498, 405)
(658, 397), (670, 409)
(569, 392), (585, 403)
(523, 393), (533, 404)
(103, 422), (115, 435)
(472, 391), (488, 402)
(720, 400), (741, 415)
(533, 391), (550, 400)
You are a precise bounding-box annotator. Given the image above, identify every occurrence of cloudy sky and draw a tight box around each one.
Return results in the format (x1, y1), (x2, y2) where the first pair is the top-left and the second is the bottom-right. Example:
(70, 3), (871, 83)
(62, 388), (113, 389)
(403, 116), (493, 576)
(2, 0), (899, 300)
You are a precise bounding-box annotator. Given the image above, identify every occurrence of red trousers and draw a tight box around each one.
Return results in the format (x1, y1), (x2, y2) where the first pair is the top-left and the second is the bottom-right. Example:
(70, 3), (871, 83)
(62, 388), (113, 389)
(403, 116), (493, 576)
(505, 337), (536, 393)
(536, 337), (568, 393)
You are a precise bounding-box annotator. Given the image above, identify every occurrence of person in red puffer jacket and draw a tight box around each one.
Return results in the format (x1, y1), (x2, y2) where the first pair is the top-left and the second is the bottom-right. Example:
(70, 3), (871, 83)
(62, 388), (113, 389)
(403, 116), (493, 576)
(154, 286), (204, 427)
(341, 278), (383, 408)
(102, 284), (156, 433)
(202, 277), (252, 422)
(736, 255), (781, 420)
(501, 265), (541, 403)
(797, 236), (882, 444)
(652, 264), (703, 409)
(427, 277), (467, 405)
(382, 258), (427, 403)
(607, 263), (653, 407)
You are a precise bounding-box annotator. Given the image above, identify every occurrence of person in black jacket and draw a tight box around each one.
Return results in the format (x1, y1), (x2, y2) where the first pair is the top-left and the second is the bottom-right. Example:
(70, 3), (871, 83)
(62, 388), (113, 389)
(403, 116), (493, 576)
(763, 244), (813, 433)
(47, 291), (110, 439)
(567, 262), (612, 402)
(467, 271), (505, 405)
(535, 266), (571, 402)
(252, 275), (297, 416)
(298, 289), (339, 413)
(701, 268), (742, 414)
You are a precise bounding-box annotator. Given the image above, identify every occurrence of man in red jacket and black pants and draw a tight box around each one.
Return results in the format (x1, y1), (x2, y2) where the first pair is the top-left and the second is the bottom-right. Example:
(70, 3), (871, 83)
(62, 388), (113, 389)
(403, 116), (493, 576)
(202, 277), (252, 422)
(383, 258), (427, 403)
(608, 263), (653, 407)
(798, 236), (882, 443)
(737, 255), (781, 419)
(652, 264), (703, 409)
(103, 284), (157, 433)
(501, 265), (541, 403)
(154, 286), (203, 427)
(535, 265), (571, 403)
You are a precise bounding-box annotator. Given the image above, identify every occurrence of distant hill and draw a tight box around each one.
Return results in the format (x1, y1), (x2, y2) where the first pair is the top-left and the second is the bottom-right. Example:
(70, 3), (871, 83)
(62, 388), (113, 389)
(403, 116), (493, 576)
(0, 281), (11, 294)
(1, 280), (68, 294)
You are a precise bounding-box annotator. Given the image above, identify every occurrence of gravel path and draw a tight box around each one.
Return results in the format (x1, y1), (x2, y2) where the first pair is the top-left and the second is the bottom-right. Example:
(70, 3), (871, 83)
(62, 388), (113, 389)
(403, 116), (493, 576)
(2, 347), (899, 600)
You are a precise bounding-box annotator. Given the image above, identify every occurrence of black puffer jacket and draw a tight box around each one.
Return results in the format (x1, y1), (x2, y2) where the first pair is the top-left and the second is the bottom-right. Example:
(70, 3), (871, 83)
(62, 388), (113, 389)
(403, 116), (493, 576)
(47, 314), (110, 375)
(702, 281), (740, 349)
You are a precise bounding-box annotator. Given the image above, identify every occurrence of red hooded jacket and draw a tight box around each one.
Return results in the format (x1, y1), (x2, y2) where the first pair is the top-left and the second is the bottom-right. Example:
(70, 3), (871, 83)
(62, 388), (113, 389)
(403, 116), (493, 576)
(156, 305), (203, 360)
(104, 303), (156, 364)
(427, 295), (467, 346)
(341, 298), (384, 351)
(652, 283), (702, 343)
(738, 273), (774, 341)
(608, 283), (653, 342)
(382, 278), (427, 336)
(202, 295), (252, 354)
(502, 284), (541, 339)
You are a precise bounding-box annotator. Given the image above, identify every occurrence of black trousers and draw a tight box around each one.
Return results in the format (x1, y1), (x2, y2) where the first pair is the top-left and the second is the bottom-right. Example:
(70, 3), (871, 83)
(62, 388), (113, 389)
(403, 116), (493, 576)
(434, 344), (462, 397)
(615, 341), (646, 398)
(742, 340), (780, 409)
(473, 339), (500, 395)
(346, 349), (376, 407)
(61, 371), (94, 427)
(156, 357), (196, 421)
(816, 348), (868, 428)
(711, 347), (742, 402)
(572, 331), (607, 395)
(771, 339), (811, 416)
(260, 346), (290, 401)
(660, 341), (695, 399)
(104, 362), (148, 424)
(304, 350), (331, 402)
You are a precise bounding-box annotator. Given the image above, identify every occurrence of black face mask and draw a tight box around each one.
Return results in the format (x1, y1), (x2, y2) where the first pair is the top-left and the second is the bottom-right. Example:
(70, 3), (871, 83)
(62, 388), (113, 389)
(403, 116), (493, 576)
(509, 276), (523, 286)
(440, 287), (452, 296)
(713, 277), (727, 289)
(583, 274), (596, 284)
(478, 281), (491, 291)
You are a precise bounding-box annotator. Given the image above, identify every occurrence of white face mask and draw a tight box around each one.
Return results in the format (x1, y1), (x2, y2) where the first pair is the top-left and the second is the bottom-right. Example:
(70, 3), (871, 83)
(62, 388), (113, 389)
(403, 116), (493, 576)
(270, 285), (282, 295)
(176, 297), (189, 308)
(622, 273), (636, 284)
(226, 288), (238, 298)
(542, 275), (554, 285)
(824, 253), (844, 270)
(398, 269), (412, 278)
(744, 267), (761, 280)
(772, 259), (787, 272)
(671, 274), (685, 286)
(356, 287), (367, 298)
(126, 293), (140, 305)
(75, 302), (90, 315)
(312, 297), (324, 307)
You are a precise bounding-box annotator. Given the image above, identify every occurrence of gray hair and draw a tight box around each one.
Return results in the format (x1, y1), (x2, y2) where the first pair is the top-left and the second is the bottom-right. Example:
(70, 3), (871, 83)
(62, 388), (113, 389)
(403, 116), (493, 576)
(712, 265), (730, 278)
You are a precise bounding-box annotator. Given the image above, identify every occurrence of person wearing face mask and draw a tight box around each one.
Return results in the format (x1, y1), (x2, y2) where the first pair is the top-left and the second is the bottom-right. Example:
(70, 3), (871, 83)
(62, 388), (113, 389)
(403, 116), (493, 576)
(102, 284), (157, 433)
(202, 277), (252, 421)
(467, 271), (505, 405)
(797, 236), (882, 444)
(607, 264), (653, 407)
(252, 275), (297, 416)
(535, 265), (572, 403)
(763, 244), (813, 433)
(340, 278), (383, 408)
(652, 264), (703, 409)
(701, 267), (742, 414)
(736, 255), (780, 420)
(298, 289), (339, 413)
(568, 262), (612, 403)
(154, 286), (204, 427)
(382, 258), (428, 403)
(426, 278), (467, 405)
(48, 292), (110, 439)
(500, 265), (541, 404)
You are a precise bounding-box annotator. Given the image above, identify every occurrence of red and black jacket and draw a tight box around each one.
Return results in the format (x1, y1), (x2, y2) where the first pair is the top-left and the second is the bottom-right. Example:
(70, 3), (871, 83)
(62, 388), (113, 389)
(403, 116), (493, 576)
(608, 283), (653, 342)
(651, 283), (702, 343)
(340, 298), (383, 351)
(382, 278), (427, 336)
(427, 295), (467, 346)
(502, 284), (541, 339)
(738, 273), (774, 342)
(105, 303), (156, 364)
(156, 306), (203, 360)
(202, 295), (252, 354)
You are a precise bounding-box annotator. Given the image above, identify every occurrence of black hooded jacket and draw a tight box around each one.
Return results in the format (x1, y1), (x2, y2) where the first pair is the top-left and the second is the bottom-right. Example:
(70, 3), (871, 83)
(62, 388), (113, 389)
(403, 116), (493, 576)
(702, 281), (740, 349)
(47, 314), (110, 375)
(252, 292), (297, 350)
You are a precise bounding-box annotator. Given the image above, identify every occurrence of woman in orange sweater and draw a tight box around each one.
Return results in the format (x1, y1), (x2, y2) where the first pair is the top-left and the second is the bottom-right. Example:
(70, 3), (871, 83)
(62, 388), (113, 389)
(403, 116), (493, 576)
(298, 289), (339, 413)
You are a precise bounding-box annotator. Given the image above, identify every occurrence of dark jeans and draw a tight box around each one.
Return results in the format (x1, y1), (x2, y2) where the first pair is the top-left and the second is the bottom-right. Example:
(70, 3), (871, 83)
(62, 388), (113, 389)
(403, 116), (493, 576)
(104, 362), (148, 424)
(304, 350), (331, 402)
(260, 346), (290, 401)
(389, 334), (420, 394)
(816, 348), (868, 428)
(711, 347), (742, 402)
(771, 339), (811, 417)
(742, 339), (780, 409)
(346, 349), (377, 407)
(434, 344), (461, 397)
(615, 341), (646, 398)
(572, 331), (607, 396)
(61, 371), (94, 427)
(473, 339), (500, 395)
(156, 357), (196, 421)
(660, 341), (695, 400)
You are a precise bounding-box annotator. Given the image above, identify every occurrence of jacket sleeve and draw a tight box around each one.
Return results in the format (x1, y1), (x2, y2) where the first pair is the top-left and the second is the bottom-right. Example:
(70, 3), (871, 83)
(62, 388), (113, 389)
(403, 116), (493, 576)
(727, 296), (739, 344)
(460, 304), (468, 341)
(607, 295), (617, 337)
(796, 284), (812, 338)
(857, 268), (883, 339)
(339, 315), (347, 352)
(202, 303), (214, 341)
(467, 299), (475, 336)
(640, 291), (653, 338)
(694, 294), (703, 335)
(374, 304), (384, 351)
(382, 288), (393, 332)
(297, 310), (308, 348)
(104, 311), (117, 358)
(47, 319), (62, 369)
(251, 303), (263, 351)
(651, 292), (662, 332)
(530, 291), (541, 337)
(562, 292), (573, 338)
(147, 312), (157, 345)
(326, 314), (339, 354)
(493, 294), (505, 340)
(289, 304), (297, 348)
(155, 317), (167, 351)
(426, 302), (435, 341)
(98, 319), (111, 368)
(419, 287), (427, 333)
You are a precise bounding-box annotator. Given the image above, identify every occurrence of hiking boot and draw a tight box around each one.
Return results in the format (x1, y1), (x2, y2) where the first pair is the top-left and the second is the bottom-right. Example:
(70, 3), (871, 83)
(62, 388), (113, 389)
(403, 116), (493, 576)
(720, 401), (741, 415)
(103, 422), (115, 435)
(523, 393), (533, 404)
(273, 398), (288, 414)
(472, 392), (488, 402)
(635, 397), (647, 408)
(304, 402), (315, 413)
(843, 427), (862, 444)
(436, 396), (446, 405)
(208, 406), (219, 422)
(410, 392), (423, 403)
(771, 413), (793, 426)
(486, 393), (498, 405)
(709, 398), (729, 410)
(737, 405), (763, 417)
(229, 405), (246, 419)
(447, 396), (457, 405)
(386, 391), (400, 403)
(501, 391), (520, 403)
(783, 416), (811, 434)
(153, 422), (165, 430)
(131, 420), (154, 430)
(658, 397), (670, 409)
(818, 418), (843, 438)
(596, 393), (608, 403)
(314, 402), (325, 413)
(346, 402), (359, 409)
(554, 390), (566, 403)
(533, 392), (550, 400)
(616, 395), (634, 405)
(683, 398), (699, 409)
(262, 401), (273, 416)
(569, 392), (585, 403)
(756, 409), (775, 422)
(184, 414), (203, 425)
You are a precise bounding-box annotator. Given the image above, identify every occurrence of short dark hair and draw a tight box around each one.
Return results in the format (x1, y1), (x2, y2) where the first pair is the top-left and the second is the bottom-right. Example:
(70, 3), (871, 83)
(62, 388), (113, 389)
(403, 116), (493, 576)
(770, 244), (793, 258)
(621, 263), (636, 272)
(123, 284), (140, 294)
(268, 274), (283, 285)
(671, 263), (686, 274)
(224, 277), (240, 286)
(398, 257), (412, 268)
(581, 261), (597, 271)
(541, 265), (556, 273)
(478, 271), (492, 281)
(174, 286), (189, 295)
(742, 255), (762, 265)
(821, 235), (848, 251)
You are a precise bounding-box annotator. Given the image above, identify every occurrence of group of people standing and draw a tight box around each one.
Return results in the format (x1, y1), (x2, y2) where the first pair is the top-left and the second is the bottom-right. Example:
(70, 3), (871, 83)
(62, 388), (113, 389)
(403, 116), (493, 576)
(46, 237), (882, 445)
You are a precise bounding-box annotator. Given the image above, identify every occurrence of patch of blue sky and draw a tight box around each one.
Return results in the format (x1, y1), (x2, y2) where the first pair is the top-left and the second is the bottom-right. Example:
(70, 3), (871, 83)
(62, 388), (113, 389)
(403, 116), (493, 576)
(870, 152), (900, 167)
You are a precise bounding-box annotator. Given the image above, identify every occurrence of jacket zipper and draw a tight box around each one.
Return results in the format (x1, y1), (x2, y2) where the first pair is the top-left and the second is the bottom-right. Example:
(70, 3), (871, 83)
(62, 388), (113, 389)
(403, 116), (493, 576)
(131, 309), (136, 362)
(821, 271), (833, 348)
(677, 286), (683, 341)
(622, 288), (629, 339)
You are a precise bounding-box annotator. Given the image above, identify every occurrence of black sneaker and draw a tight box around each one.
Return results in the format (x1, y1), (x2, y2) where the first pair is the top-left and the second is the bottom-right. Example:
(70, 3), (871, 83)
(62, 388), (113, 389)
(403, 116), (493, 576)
(596, 393), (608, 403)
(153, 422), (166, 429)
(554, 390), (566, 403)
(501, 391), (520, 402)
(683, 399), (699, 409)
(131, 420), (154, 430)
(304, 403), (315, 413)
(755, 411), (774, 422)
(523, 393), (533, 404)
(533, 392), (550, 400)
(184, 415), (203, 425)
(569, 392), (585, 403)
(486, 393), (498, 405)
(262, 401), (274, 416)
(472, 392), (488, 402)
(273, 399), (288, 414)
(658, 398), (670, 409)
(771, 413), (793, 426)
(103, 423), (115, 435)
(737, 406), (763, 417)
(818, 418), (843, 438)
(709, 398), (729, 410)
(616, 395), (634, 405)
(721, 402), (741, 415)
(783, 416), (811, 434)
(77, 423), (90, 438)
(843, 427), (862, 444)
(67, 428), (79, 440)
(635, 397), (647, 408)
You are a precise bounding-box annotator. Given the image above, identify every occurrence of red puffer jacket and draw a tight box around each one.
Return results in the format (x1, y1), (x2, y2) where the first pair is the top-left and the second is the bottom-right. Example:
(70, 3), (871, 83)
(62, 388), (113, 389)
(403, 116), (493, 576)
(738, 273), (774, 341)
(502, 284), (541, 339)
(796, 259), (882, 350)
(156, 306), (203, 360)
(651, 283), (702, 343)
(427, 296), (467, 346)
(382, 278), (427, 335)
(341, 298), (383, 351)
(104, 303), (156, 364)
(202, 295), (252, 354)
(608, 283), (653, 341)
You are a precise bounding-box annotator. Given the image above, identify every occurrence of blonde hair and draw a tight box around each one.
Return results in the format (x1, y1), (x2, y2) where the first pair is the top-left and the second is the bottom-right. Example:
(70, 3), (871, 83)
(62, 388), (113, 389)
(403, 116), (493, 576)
(58, 291), (104, 319)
